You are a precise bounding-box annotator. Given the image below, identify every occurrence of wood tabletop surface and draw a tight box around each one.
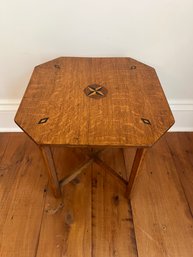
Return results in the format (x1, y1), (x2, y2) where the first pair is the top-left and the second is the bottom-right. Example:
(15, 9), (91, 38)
(15, 57), (174, 147)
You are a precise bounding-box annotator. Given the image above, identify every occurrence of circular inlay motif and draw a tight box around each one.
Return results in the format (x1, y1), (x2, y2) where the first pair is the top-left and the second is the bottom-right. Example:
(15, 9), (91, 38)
(84, 84), (108, 99)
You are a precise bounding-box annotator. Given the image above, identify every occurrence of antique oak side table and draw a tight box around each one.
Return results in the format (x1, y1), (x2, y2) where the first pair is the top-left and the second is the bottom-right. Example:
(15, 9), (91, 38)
(15, 57), (174, 198)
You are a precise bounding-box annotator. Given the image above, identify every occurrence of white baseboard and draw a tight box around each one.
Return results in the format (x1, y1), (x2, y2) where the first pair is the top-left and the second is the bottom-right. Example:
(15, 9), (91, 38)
(0, 99), (22, 132)
(169, 100), (193, 131)
(0, 99), (193, 132)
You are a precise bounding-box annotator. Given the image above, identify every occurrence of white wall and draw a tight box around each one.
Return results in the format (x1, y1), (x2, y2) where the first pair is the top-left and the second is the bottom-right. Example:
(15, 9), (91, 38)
(0, 0), (193, 131)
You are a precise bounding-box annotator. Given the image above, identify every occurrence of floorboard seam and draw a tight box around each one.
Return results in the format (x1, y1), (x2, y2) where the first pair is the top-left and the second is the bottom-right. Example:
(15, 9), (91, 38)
(128, 201), (139, 257)
(165, 137), (193, 218)
(33, 185), (48, 257)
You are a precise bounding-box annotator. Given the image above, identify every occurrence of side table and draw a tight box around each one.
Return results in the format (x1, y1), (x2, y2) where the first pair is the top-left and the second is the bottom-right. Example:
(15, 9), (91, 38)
(15, 57), (174, 198)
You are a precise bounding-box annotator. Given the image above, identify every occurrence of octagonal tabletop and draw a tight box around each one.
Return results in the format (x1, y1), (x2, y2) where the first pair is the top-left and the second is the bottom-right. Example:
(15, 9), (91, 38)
(15, 57), (174, 147)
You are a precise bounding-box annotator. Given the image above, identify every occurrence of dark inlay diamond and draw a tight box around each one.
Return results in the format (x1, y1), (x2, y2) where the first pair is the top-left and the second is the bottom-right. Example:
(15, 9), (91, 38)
(38, 117), (49, 124)
(141, 118), (151, 125)
(84, 84), (108, 99)
(54, 64), (60, 69)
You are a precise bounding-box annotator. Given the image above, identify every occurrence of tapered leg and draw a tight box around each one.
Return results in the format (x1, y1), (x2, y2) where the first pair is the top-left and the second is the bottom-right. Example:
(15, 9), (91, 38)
(126, 148), (147, 198)
(40, 145), (61, 198)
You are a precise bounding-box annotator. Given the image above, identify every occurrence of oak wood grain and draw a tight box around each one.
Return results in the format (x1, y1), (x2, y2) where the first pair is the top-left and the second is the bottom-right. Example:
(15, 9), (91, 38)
(15, 57), (174, 147)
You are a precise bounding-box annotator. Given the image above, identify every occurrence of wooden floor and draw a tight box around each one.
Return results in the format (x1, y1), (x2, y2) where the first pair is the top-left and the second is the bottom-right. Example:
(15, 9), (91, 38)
(0, 132), (193, 257)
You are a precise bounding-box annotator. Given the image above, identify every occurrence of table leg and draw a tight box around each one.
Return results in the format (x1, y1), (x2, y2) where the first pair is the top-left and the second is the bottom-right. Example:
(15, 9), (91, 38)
(126, 148), (147, 198)
(40, 145), (61, 198)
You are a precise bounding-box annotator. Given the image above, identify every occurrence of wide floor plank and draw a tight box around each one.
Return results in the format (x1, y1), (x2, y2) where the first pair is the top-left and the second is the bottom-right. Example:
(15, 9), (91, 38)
(92, 162), (138, 257)
(0, 133), (47, 257)
(36, 166), (92, 257)
(129, 137), (193, 257)
(165, 132), (193, 215)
